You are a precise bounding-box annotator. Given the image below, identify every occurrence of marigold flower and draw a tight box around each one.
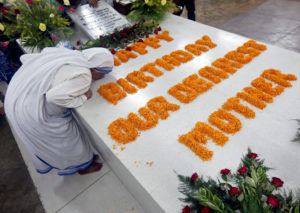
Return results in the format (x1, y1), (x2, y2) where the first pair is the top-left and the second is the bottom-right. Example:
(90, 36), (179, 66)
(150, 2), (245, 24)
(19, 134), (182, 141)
(130, 42), (147, 55)
(98, 82), (127, 105)
(155, 31), (173, 42)
(39, 23), (47, 32)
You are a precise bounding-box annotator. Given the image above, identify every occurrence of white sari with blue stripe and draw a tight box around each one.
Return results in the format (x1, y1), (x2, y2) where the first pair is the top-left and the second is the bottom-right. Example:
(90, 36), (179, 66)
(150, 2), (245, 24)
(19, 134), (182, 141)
(5, 47), (113, 175)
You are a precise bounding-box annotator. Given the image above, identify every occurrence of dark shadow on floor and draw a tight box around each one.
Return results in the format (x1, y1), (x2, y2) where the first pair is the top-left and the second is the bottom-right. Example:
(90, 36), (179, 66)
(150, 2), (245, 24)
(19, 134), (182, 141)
(0, 116), (44, 213)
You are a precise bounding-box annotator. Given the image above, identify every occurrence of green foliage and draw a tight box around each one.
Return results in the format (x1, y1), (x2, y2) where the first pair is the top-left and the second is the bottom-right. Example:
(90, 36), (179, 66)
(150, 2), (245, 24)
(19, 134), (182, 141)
(1, 0), (72, 51)
(178, 148), (300, 213)
(126, 0), (177, 24)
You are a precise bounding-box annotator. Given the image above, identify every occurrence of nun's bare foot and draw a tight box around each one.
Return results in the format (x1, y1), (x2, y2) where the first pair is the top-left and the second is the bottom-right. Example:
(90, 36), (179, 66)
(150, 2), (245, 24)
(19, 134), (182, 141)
(78, 162), (103, 175)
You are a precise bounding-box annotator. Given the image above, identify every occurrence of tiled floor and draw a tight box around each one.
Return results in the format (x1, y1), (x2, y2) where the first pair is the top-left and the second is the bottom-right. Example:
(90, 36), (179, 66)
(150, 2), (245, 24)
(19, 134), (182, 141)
(1, 0), (300, 212)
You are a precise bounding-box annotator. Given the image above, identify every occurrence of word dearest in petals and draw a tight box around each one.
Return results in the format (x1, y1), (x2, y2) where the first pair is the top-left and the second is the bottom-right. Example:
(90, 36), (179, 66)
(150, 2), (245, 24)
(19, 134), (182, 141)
(113, 31), (174, 66)
(179, 69), (297, 161)
(98, 35), (217, 105)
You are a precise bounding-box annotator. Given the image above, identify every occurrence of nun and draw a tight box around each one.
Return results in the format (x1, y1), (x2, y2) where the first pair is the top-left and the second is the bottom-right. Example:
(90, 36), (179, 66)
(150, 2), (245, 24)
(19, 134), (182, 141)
(5, 47), (113, 175)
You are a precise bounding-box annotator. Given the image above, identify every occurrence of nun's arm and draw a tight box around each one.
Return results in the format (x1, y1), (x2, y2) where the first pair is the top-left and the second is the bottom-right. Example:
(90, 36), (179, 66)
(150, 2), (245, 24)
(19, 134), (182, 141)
(45, 72), (92, 108)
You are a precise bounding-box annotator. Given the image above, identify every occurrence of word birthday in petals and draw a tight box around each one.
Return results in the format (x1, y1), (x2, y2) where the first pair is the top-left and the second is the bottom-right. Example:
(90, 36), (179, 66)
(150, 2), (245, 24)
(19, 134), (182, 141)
(98, 35), (217, 105)
(179, 69), (297, 161)
(107, 40), (267, 143)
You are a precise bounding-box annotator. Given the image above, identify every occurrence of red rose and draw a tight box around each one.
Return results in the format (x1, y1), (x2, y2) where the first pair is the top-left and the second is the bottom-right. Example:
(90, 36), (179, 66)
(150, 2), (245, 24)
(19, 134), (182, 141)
(158, 27), (162, 31)
(70, 8), (76, 13)
(201, 207), (210, 213)
(124, 40), (128, 43)
(138, 39), (143, 43)
(72, 46), (76, 50)
(228, 187), (241, 195)
(190, 173), (198, 182)
(1, 7), (9, 16)
(247, 153), (258, 158)
(99, 35), (104, 39)
(14, 9), (21, 15)
(146, 34), (149, 38)
(109, 41), (113, 44)
(271, 177), (284, 188)
(238, 166), (247, 175)
(117, 40), (121, 44)
(51, 34), (57, 40)
(58, 5), (64, 12)
(111, 33), (116, 37)
(132, 33), (136, 37)
(121, 32), (127, 37)
(182, 206), (190, 213)
(220, 169), (230, 175)
(125, 27), (130, 32)
(268, 195), (279, 208)
(154, 30), (158, 34)
(1, 42), (8, 48)
(111, 49), (116, 55)
(76, 40), (80, 45)
(126, 46), (131, 51)
(26, 0), (33, 4)
(137, 31), (141, 34)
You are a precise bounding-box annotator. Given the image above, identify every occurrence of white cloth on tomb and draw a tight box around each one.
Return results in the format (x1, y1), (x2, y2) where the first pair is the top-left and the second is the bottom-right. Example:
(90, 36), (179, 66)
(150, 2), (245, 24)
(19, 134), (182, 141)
(4, 47), (113, 175)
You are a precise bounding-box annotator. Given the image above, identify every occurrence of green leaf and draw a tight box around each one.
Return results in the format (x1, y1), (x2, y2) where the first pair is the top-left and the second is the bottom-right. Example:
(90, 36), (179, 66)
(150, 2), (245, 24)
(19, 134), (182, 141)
(250, 167), (258, 183)
(295, 204), (300, 213)
(245, 176), (256, 188)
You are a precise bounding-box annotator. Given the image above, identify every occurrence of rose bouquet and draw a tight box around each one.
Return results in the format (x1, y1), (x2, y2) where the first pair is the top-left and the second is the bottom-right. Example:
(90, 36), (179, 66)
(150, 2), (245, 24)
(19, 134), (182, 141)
(178, 148), (300, 213)
(126, 0), (178, 24)
(0, 0), (72, 51)
(80, 21), (161, 53)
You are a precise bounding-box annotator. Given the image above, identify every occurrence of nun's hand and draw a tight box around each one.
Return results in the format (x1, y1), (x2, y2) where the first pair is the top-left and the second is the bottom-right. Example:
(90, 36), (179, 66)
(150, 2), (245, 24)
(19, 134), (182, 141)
(85, 89), (93, 99)
(87, 0), (98, 8)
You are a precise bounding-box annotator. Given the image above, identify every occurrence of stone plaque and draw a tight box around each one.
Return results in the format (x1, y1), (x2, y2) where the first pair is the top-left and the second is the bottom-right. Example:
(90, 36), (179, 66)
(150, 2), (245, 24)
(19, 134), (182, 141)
(68, 1), (129, 40)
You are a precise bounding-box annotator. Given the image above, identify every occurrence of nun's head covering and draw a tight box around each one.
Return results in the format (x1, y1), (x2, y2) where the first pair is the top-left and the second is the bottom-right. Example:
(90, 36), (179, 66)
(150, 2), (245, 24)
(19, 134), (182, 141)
(82, 48), (113, 74)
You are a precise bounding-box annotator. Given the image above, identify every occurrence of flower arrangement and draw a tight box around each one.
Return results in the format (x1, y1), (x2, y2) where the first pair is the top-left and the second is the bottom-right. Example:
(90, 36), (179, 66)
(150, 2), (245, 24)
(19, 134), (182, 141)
(178, 148), (300, 213)
(0, 0), (72, 51)
(80, 22), (160, 53)
(126, 0), (177, 24)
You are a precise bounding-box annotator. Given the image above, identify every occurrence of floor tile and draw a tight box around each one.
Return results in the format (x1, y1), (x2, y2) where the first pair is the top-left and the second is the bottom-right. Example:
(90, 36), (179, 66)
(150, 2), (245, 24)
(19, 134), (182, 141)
(29, 163), (110, 213)
(219, 11), (300, 45)
(57, 171), (146, 213)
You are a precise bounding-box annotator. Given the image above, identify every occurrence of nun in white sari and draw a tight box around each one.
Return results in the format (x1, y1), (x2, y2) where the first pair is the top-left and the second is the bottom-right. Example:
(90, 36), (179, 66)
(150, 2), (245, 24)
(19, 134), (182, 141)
(5, 47), (113, 175)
